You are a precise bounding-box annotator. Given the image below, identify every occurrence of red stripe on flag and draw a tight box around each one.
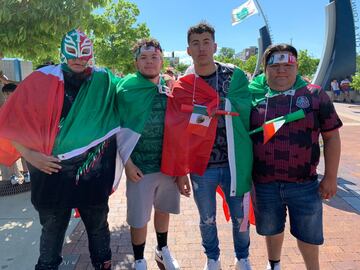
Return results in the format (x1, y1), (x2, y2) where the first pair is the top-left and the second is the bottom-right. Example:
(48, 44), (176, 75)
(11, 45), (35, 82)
(0, 138), (20, 166)
(161, 74), (219, 176)
(187, 123), (209, 137)
(0, 70), (63, 159)
(263, 122), (275, 144)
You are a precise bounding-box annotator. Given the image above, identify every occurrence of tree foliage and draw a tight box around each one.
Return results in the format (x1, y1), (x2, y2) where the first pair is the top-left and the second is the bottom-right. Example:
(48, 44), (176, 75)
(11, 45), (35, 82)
(175, 63), (189, 74)
(1, 0), (107, 64)
(297, 50), (319, 77)
(90, 0), (149, 73)
(215, 47), (236, 64)
(350, 71), (360, 91)
(214, 47), (256, 75)
(242, 55), (257, 74)
(218, 47), (235, 60)
(0, 0), (149, 71)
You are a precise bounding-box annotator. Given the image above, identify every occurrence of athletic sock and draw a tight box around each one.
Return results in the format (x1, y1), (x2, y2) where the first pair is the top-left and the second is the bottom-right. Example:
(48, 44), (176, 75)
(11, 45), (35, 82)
(132, 242), (145, 260)
(156, 231), (168, 250)
(269, 259), (280, 269)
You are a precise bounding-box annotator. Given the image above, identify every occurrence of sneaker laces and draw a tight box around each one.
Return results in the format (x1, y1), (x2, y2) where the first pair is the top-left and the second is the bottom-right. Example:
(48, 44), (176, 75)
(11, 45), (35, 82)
(157, 246), (179, 269)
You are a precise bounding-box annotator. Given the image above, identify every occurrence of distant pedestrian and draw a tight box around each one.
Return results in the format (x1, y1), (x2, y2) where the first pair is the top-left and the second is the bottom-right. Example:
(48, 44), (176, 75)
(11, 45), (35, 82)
(340, 77), (351, 101)
(330, 78), (341, 96)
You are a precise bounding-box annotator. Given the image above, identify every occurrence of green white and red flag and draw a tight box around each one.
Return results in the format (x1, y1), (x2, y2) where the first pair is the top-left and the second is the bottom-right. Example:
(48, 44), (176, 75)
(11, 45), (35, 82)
(0, 66), (161, 191)
(186, 104), (212, 137)
(263, 120), (286, 144)
(232, 0), (258, 26)
(249, 109), (306, 144)
(161, 68), (253, 197)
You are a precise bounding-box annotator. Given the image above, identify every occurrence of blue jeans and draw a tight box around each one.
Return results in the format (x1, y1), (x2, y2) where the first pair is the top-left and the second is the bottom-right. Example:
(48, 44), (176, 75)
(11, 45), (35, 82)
(253, 180), (323, 245)
(35, 203), (111, 270)
(190, 166), (250, 260)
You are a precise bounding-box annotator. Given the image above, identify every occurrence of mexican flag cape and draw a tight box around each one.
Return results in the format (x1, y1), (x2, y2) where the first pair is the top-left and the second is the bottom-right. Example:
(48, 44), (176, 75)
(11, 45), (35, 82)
(161, 67), (253, 197)
(249, 73), (308, 106)
(0, 67), (161, 188)
(0, 65), (65, 166)
(0, 64), (125, 158)
(115, 71), (166, 167)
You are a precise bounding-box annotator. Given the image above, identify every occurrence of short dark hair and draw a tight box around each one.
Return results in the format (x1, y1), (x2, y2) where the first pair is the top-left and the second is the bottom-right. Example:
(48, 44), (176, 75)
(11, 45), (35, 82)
(133, 38), (163, 59)
(262, 43), (298, 69)
(2, 83), (17, 94)
(187, 22), (215, 44)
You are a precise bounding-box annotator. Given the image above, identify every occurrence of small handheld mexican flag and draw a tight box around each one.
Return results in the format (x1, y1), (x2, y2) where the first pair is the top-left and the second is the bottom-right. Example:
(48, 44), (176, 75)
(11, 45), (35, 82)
(263, 120), (286, 144)
(249, 109), (305, 144)
(186, 104), (212, 137)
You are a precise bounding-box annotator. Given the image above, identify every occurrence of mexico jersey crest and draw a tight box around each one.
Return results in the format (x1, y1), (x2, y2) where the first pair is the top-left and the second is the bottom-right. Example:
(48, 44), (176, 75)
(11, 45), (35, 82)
(296, 96), (310, 109)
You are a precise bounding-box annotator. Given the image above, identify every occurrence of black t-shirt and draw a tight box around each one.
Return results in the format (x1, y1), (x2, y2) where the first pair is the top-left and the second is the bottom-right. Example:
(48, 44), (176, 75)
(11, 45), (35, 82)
(200, 62), (234, 168)
(30, 70), (117, 209)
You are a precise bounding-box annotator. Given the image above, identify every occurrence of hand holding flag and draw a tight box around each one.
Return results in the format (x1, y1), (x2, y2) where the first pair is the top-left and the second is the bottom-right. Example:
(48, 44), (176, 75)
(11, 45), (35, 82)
(249, 109), (305, 143)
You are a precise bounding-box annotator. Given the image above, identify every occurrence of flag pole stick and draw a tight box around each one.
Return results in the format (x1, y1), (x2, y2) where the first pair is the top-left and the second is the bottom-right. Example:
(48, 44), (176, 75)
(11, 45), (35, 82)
(253, 0), (272, 43)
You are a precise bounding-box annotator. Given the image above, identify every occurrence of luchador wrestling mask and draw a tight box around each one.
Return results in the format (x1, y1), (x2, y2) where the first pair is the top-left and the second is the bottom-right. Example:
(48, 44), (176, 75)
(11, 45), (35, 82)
(60, 29), (93, 64)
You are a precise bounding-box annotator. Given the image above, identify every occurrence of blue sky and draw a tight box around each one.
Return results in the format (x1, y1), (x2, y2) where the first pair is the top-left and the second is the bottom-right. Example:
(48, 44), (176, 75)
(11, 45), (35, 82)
(128, 0), (360, 64)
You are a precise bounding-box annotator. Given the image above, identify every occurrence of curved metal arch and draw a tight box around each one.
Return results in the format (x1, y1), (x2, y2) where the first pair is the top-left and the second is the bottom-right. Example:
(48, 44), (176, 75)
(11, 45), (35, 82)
(312, 0), (356, 90)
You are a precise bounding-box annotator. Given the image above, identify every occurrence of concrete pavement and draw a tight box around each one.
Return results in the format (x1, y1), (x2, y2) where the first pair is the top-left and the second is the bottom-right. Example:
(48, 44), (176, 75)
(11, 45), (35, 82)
(0, 103), (359, 270)
(0, 192), (79, 270)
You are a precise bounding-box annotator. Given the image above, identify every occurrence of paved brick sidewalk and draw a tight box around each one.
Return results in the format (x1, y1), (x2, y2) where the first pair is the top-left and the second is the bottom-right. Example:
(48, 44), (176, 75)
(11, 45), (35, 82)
(62, 106), (360, 270)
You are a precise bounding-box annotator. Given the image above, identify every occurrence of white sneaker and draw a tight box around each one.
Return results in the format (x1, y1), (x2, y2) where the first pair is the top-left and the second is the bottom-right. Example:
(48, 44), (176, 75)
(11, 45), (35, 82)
(10, 174), (22, 185)
(266, 262), (280, 270)
(235, 258), (252, 270)
(155, 246), (180, 270)
(23, 172), (31, 183)
(204, 258), (221, 270)
(134, 258), (147, 270)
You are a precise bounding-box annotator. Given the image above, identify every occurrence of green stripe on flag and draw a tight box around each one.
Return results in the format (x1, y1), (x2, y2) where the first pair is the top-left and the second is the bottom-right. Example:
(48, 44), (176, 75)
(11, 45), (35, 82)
(193, 105), (208, 115)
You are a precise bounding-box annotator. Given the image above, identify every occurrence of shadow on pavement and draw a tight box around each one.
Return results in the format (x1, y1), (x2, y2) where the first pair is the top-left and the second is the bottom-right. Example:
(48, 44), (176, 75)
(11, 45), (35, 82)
(321, 177), (360, 215)
(61, 222), (133, 269)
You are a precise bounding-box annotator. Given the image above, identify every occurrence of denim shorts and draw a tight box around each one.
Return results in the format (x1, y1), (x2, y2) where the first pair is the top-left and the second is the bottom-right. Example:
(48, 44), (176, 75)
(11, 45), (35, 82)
(253, 180), (323, 245)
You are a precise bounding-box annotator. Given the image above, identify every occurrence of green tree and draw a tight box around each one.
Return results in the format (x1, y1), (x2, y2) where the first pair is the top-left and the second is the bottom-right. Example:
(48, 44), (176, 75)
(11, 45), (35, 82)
(242, 55), (257, 74)
(356, 53), (360, 72)
(215, 47), (236, 64)
(0, 0), (107, 65)
(297, 50), (319, 77)
(175, 63), (189, 74)
(0, 0), (149, 71)
(90, 0), (149, 73)
(350, 72), (360, 91)
(161, 58), (173, 75)
(218, 47), (235, 60)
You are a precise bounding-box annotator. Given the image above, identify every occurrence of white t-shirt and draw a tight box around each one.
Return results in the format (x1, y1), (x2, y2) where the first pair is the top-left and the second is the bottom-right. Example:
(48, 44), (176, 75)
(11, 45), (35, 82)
(331, 81), (340, 91)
